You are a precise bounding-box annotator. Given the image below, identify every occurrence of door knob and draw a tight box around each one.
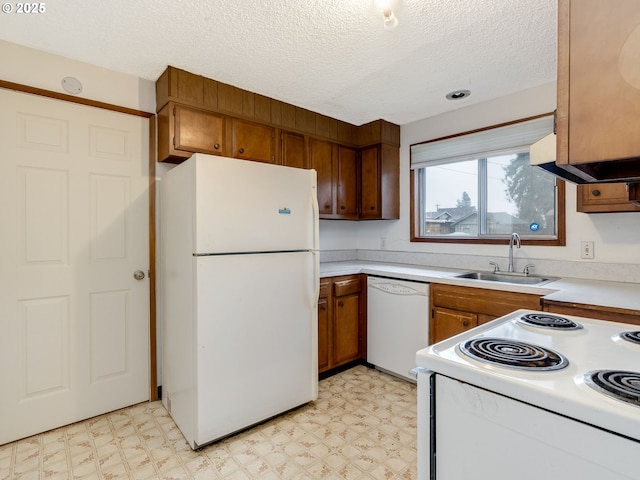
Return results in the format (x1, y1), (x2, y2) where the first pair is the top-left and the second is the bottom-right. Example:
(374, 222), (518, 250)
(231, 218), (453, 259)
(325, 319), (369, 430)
(133, 270), (145, 280)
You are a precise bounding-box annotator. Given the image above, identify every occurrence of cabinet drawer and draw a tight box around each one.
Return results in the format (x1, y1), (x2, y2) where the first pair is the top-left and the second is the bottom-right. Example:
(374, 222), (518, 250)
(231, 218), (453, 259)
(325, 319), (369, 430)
(543, 300), (640, 326)
(333, 278), (361, 297)
(431, 284), (541, 317)
(319, 279), (331, 299)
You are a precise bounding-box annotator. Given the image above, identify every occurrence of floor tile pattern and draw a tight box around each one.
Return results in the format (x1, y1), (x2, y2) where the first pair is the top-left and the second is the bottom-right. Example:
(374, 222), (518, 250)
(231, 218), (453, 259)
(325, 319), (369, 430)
(0, 366), (417, 479)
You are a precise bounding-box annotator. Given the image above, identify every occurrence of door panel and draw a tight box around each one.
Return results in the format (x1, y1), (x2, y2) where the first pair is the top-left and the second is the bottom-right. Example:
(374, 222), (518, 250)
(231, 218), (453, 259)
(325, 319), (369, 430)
(309, 138), (334, 215)
(0, 89), (149, 445)
(333, 294), (360, 365)
(232, 118), (275, 163)
(337, 146), (357, 218)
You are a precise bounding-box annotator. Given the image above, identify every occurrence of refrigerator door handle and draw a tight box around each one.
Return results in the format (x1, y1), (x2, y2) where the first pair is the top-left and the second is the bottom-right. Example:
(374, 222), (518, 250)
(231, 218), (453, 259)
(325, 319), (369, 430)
(312, 250), (320, 306)
(310, 178), (319, 252)
(310, 174), (320, 306)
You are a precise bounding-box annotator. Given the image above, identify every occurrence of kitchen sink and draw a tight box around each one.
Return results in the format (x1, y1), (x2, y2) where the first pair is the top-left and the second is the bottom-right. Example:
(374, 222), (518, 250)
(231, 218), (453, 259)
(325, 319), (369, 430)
(455, 271), (556, 285)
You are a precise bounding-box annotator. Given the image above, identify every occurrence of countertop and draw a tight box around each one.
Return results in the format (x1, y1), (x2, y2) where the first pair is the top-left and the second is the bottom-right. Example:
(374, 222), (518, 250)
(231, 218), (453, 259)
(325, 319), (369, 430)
(320, 260), (640, 312)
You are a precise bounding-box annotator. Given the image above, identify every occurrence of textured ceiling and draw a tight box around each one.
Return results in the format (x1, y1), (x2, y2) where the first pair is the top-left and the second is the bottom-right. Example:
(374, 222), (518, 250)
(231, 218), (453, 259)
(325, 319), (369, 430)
(0, 0), (557, 126)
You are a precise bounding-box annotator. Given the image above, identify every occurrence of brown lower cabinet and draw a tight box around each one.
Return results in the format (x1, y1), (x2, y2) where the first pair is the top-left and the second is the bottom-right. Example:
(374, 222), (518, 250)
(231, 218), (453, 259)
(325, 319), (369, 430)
(543, 299), (640, 326)
(430, 283), (543, 344)
(318, 274), (366, 374)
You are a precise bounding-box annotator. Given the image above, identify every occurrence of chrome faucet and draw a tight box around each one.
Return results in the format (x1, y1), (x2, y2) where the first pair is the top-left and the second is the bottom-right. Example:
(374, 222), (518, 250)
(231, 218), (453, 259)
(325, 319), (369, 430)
(508, 232), (521, 272)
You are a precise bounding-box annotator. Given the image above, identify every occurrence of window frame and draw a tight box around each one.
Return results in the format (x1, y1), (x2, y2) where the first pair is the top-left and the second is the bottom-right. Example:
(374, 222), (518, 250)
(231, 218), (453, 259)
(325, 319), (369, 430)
(409, 114), (566, 246)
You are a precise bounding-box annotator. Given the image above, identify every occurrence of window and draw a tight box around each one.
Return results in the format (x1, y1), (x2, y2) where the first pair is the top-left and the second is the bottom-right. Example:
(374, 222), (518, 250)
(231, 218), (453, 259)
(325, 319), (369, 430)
(410, 115), (565, 245)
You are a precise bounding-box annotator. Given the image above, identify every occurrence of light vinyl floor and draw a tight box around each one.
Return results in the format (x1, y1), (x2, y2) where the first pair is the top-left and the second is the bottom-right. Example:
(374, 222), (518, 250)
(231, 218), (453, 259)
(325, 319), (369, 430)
(0, 366), (417, 479)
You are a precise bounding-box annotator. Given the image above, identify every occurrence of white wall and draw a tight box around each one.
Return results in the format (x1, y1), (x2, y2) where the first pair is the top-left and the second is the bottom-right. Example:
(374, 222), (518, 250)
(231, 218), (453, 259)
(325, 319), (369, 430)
(0, 40), (156, 112)
(322, 82), (640, 275)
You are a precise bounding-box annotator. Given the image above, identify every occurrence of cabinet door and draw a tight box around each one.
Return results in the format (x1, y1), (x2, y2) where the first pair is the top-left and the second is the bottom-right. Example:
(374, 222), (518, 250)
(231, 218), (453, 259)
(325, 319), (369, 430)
(557, 0), (640, 167)
(431, 307), (478, 344)
(360, 145), (380, 218)
(318, 279), (331, 373)
(281, 131), (307, 169)
(309, 138), (334, 215)
(336, 146), (358, 219)
(231, 118), (275, 163)
(174, 104), (225, 155)
(360, 143), (399, 220)
(577, 184), (640, 213)
(318, 296), (330, 372)
(333, 293), (360, 366)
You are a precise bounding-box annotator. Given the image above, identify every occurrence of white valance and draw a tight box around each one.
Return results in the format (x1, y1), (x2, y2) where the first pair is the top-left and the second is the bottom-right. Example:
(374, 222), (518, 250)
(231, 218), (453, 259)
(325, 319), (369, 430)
(410, 115), (554, 169)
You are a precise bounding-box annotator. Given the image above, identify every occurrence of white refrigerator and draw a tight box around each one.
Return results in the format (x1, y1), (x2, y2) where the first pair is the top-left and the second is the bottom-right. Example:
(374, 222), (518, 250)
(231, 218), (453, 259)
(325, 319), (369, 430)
(160, 153), (319, 449)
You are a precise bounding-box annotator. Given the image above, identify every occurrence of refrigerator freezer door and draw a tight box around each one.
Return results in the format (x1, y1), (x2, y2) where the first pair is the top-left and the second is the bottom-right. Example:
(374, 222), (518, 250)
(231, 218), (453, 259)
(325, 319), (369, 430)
(192, 154), (318, 254)
(193, 251), (318, 447)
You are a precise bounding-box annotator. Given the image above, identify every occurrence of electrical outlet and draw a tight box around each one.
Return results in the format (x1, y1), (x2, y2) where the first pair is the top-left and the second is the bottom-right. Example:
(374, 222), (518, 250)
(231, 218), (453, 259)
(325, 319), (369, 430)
(581, 241), (594, 259)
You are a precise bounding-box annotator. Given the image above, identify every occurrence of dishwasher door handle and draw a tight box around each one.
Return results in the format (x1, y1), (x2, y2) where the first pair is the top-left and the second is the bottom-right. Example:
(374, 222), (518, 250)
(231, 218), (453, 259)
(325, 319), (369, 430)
(368, 282), (428, 296)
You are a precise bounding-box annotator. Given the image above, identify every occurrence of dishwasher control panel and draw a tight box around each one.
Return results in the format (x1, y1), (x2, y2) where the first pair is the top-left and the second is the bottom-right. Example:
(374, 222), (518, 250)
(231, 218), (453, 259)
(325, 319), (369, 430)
(369, 281), (427, 295)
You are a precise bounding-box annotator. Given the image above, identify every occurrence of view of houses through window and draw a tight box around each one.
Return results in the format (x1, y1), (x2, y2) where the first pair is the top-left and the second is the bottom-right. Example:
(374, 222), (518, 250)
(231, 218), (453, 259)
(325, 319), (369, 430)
(418, 151), (558, 239)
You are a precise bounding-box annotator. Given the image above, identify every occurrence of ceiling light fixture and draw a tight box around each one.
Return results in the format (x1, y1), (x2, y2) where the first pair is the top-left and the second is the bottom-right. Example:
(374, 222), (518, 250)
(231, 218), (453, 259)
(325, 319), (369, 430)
(375, 0), (398, 31)
(383, 9), (398, 30)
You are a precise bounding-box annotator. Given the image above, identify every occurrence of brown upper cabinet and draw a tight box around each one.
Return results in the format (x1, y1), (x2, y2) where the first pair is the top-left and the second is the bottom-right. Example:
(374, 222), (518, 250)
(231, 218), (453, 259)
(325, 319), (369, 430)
(309, 138), (335, 215)
(309, 139), (358, 219)
(155, 66), (400, 220)
(157, 103), (226, 163)
(577, 183), (640, 213)
(281, 131), (307, 169)
(359, 144), (400, 220)
(555, 0), (640, 180)
(230, 118), (276, 164)
(337, 146), (358, 219)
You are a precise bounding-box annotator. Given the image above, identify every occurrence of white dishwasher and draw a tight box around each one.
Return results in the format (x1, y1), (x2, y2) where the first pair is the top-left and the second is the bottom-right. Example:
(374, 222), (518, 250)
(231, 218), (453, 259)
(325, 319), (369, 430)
(367, 276), (429, 381)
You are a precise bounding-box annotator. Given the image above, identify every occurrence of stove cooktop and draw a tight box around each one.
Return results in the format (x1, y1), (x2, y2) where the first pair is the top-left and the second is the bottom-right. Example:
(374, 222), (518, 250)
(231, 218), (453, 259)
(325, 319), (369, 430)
(460, 337), (569, 371)
(415, 309), (640, 442)
(516, 312), (583, 330)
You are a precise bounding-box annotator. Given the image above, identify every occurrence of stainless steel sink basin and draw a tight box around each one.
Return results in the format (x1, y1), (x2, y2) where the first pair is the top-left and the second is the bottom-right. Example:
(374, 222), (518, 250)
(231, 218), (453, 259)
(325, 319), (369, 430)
(455, 271), (555, 285)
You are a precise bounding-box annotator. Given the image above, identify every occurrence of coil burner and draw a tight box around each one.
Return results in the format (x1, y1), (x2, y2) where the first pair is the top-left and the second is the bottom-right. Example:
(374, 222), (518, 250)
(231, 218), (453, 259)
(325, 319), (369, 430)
(619, 331), (640, 346)
(584, 370), (640, 406)
(516, 313), (583, 330)
(460, 337), (569, 371)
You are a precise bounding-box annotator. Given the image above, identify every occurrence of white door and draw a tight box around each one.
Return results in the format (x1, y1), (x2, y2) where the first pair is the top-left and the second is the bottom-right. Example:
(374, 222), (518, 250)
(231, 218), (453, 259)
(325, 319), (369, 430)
(0, 89), (150, 445)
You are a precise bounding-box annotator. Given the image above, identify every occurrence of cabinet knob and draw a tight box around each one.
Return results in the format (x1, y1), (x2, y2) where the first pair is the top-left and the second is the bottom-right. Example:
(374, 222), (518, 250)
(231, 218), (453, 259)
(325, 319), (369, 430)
(338, 301), (344, 307)
(324, 204), (330, 209)
(340, 205), (346, 210)
(214, 143), (220, 150)
(592, 189), (601, 197)
(320, 304), (327, 311)
(462, 320), (470, 327)
(370, 206), (375, 210)
(238, 148), (245, 154)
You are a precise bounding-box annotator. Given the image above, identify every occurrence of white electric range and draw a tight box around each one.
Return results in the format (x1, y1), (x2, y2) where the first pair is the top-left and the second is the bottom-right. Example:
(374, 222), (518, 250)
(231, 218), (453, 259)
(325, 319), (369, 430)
(415, 309), (640, 480)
